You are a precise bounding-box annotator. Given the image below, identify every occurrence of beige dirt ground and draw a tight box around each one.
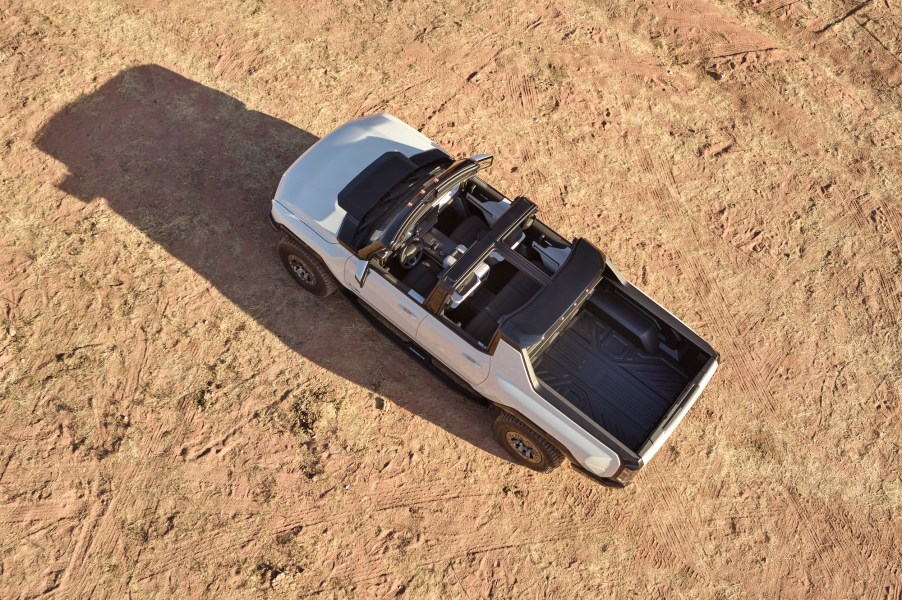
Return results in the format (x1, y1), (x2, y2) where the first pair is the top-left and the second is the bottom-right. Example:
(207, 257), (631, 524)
(1, 0), (901, 597)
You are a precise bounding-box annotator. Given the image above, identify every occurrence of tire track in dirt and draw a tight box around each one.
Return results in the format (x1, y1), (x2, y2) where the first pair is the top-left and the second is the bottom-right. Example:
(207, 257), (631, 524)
(420, 47), (504, 129)
(751, 0), (800, 14)
(503, 73), (540, 117)
(53, 465), (139, 598)
(0, 463), (88, 492)
(0, 491), (81, 525)
(272, 486), (493, 537)
(352, 74), (438, 119)
(747, 70), (785, 104)
(747, 0), (902, 91)
(848, 193), (902, 256)
(133, 482), (496, 583)
(303, 515), (587, 595)
(475, 3), (549, 38)
(0, 449), (13, 485)
(827, 192), (902, 331)
(780, 490), (849, 591)
(810, 0), (872, 33)
(821, 504), (874, 581)
(53, 476), (108, 597)
(779, 485), (897, 595)
(681, 250), (780, 418)
(839, 193), (874, 231)
(637, 470), (706, 582)
(758, 337), (793, 390)
(172, 478), (565, 592)
(871, 269), (901, 329)
(868, 582), (902, 600)
(176, 375), (297, 461)
(354, 29), (498, 120)
(662, 8), (778, 63)
(851, 18), (902, 85)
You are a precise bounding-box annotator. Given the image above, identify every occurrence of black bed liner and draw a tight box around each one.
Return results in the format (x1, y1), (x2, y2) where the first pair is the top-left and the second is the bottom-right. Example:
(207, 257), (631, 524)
(530, 276), (714, 454)
(532, 309), (692, 452)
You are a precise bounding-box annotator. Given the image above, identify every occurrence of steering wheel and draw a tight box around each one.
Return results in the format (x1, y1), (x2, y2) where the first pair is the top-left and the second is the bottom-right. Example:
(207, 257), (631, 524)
(399, 240), (424, 269)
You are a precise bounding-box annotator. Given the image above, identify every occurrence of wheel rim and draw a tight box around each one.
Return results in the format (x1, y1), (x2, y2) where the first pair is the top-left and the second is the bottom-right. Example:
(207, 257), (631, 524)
(288, 255), (314, 284)
(505, 431), (543, 464)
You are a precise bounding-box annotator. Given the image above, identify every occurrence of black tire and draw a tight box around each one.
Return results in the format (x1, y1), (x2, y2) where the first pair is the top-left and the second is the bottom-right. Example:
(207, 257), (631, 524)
(278, 235), (339, 297)
(492, 409), (564, 473)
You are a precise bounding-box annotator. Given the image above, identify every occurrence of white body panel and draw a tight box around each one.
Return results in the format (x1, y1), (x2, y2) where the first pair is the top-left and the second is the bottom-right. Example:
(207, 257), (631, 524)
(640, 358), (718, 462)
(273, 113), (443, 243)
(415, 317), (491, 385)
(342, 261), (428, 339)
(270, 113), (716, 482)
(271, 200), (351, 279)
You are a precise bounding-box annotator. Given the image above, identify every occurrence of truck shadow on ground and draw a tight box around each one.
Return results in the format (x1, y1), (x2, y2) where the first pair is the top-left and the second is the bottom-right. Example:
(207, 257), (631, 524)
(36, 64), (507, 462)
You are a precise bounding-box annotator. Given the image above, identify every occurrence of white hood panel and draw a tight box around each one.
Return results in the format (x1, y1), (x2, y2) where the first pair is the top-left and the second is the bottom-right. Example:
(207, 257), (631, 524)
(274, 114), (444, 243)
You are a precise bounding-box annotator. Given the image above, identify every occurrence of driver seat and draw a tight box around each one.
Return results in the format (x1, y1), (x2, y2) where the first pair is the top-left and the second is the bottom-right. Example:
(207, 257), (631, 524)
(401, 262), (439, 299)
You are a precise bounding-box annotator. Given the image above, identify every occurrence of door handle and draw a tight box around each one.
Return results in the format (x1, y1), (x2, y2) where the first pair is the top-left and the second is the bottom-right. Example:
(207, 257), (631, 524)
(462, 353), (480, 365)
(400, 305), (418, 318)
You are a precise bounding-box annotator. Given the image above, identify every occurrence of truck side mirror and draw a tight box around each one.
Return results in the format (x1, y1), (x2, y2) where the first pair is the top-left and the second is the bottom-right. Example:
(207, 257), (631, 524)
(471, 154), (493, 169)
(354, 260), (370, 287)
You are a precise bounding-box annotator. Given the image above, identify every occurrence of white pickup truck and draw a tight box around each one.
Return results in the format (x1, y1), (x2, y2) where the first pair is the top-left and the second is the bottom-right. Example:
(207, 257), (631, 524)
(268, 114), (718, 487)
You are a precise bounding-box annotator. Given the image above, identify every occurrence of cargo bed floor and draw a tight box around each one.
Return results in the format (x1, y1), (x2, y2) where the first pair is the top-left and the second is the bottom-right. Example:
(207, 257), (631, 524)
(533, 311), (690, 452)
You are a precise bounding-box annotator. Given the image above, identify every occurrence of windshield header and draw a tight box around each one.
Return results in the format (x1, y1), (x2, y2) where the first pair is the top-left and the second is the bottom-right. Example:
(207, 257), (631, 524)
(336, 150), (495, 257)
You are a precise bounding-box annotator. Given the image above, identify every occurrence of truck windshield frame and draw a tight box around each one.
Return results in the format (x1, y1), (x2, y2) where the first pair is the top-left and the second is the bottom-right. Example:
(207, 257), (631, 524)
(379, 158), (484, 251)
(358, 163), (446, 246)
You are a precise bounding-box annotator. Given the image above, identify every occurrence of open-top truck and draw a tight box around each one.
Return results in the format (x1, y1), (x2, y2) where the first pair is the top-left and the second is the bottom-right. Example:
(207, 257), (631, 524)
(268, 114), (718, 486)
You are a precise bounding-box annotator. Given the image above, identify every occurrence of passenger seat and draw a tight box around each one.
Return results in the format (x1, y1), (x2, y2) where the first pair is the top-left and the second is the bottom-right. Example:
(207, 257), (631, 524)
(449, 215), (488, 247)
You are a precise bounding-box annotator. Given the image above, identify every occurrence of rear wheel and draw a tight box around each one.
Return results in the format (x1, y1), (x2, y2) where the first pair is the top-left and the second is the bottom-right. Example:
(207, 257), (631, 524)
(492, 409), (563, 472)
(278, 235), (339, 297)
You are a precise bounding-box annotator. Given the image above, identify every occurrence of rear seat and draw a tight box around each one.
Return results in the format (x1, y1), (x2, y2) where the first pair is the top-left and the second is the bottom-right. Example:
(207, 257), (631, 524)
(464, 272), (541, 343)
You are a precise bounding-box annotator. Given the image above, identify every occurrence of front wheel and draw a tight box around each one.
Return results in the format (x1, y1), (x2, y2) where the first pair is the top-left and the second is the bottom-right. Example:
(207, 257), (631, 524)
(278, 235), (339, 297)
(492, 409), (564, 473)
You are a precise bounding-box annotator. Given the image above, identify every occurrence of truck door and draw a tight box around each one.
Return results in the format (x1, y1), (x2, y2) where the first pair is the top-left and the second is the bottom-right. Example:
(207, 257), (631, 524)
(415, 316), (490, 385)
(344, 258), (427, 340)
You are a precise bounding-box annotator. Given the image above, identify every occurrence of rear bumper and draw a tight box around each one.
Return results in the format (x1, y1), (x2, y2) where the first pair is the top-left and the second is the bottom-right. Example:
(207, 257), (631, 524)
(570, 463), (627, 488)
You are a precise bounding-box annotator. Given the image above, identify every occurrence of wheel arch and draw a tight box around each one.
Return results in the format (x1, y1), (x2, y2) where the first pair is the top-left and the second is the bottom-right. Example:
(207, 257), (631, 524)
(490, 403), (632, 487)
(489, 402), (577, 465)
(270, 201), (352, 282)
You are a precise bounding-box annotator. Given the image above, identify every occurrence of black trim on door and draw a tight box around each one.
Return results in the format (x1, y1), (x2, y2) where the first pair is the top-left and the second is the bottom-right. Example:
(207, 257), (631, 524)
(341, 290), (483, 400)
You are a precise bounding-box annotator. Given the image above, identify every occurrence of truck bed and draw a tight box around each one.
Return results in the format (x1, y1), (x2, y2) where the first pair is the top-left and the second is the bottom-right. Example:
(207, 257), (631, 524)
(531, 281), (705, 453)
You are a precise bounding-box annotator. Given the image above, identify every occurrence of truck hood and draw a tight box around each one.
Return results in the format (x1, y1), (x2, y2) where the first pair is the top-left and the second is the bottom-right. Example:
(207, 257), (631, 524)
(273, 113), (444, 243)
